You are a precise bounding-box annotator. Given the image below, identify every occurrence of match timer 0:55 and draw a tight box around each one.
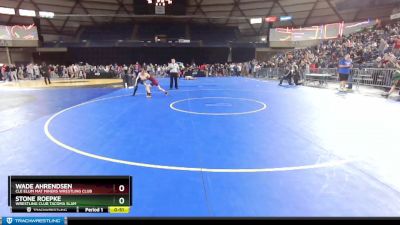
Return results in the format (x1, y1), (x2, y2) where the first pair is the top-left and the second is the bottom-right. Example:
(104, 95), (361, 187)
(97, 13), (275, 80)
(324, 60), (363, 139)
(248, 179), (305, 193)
(109, 206), (130, 214)
(8, 176), (132, 214)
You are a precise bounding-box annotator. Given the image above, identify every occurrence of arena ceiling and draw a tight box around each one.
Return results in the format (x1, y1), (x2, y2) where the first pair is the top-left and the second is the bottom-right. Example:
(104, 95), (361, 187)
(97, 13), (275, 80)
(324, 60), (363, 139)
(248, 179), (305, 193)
(0, 0), (399, 37)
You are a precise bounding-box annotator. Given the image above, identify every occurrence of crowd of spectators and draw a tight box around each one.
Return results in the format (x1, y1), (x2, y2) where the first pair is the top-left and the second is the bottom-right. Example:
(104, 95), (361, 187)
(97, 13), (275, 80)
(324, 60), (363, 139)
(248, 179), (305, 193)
(0, 61), (260, 82)
(262, 20), (400, 71)
(0, 62), (180, 82)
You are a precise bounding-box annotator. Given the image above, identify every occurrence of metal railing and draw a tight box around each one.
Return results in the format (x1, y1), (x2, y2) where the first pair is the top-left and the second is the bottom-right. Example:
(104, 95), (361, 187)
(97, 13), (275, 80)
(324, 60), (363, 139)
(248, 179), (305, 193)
(355, 68), (395, 88)
(255, 68), (285, 79)
(254, 67), (397, 89)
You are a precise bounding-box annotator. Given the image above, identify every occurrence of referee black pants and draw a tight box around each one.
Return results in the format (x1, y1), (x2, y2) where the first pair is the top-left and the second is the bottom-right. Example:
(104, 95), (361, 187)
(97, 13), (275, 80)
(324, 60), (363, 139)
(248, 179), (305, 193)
(122, 74), (130, 87)
(170, 72), (178, 89)
(43, 76), (51, 85)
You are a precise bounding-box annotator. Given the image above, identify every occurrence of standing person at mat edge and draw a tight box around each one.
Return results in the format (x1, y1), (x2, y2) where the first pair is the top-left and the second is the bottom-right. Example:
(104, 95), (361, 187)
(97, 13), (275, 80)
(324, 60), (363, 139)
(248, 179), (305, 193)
(122, 65), (130, 88)
(41, 62), (51, 85)
(168, 58), (180, 89)
(338, 54), (352, 92)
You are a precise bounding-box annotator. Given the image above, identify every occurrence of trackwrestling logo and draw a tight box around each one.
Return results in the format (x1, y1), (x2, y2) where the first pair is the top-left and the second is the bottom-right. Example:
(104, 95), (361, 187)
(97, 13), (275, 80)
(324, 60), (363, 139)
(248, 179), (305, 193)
(2, 217), (64, 225)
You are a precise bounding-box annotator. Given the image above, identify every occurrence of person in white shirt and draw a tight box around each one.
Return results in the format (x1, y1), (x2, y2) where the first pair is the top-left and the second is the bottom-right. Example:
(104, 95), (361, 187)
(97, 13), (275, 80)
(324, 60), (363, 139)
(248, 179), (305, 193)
(68, 65), (74, 78)
(18, 65), (24, 79)
(168, 58), (179, 89)
(27, 64), (34, 80)
(73, 64), (79, 78)
(33, 64), (39, 80)
(62, 66), (68, 78)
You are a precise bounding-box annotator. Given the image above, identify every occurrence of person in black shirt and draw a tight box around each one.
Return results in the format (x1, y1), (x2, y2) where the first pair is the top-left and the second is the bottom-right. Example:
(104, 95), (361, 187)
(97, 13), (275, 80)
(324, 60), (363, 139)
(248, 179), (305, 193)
(41, 63), (51, 85)
(10, 64), (17, 81)
(57, 65), (63, 78)
(292, 62), (303, 86)
(0, 65), (3, 81)
(4, 64), (11, 82)
(279, 65), (293, 86)
(122, 66), (130, 88)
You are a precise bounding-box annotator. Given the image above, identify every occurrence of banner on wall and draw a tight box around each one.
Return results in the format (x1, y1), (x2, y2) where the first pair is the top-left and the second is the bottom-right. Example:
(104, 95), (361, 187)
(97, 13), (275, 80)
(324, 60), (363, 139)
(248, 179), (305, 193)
(0, 24), (39, 47)
(269, 20), (375, 47)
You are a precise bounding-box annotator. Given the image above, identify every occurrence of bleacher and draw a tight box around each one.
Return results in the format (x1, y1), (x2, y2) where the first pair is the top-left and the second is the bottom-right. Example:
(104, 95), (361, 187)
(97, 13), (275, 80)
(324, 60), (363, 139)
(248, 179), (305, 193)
(190, 24), (238, 44)
(80, 24), (134, 41)
(43, 23), (241, 47)
(136, 23), (186, 40)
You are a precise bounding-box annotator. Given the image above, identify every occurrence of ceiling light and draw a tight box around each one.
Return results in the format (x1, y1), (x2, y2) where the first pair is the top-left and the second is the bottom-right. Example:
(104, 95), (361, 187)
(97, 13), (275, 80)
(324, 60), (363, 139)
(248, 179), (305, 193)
(0, 7), (15, 15)
(19, 9), (36, 17)
(39, 11), (54, 18)
(250, 18), (262, 24)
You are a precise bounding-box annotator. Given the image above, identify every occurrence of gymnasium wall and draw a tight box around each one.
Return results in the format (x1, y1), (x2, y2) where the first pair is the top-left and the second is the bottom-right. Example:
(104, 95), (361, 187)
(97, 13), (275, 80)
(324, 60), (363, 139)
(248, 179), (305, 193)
(0, 47), (35, 64)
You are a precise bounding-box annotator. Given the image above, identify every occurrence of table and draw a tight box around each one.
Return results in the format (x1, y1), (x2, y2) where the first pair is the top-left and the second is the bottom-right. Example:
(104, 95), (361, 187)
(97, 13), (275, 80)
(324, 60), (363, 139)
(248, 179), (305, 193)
(304, 73), (333, 87)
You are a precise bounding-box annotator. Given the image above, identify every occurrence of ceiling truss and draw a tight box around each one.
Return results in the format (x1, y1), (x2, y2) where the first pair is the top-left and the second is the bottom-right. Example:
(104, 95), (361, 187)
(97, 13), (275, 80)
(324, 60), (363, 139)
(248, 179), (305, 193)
(0, 0), (397, 37)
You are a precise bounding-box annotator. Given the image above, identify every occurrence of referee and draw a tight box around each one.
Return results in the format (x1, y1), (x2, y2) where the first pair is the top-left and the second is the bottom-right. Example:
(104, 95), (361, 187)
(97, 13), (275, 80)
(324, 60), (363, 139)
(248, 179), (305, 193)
(168, 58), (179, 89)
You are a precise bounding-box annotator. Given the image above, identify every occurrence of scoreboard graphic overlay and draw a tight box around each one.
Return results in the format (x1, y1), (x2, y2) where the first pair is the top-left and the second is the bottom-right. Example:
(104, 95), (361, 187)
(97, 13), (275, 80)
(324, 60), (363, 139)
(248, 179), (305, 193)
(8, 176), (132, 214)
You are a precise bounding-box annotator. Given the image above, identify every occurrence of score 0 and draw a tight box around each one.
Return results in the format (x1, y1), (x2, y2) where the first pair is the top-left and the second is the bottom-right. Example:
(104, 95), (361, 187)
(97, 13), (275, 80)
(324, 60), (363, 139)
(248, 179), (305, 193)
(114, 183), (129, 206)
(114, 184), (128, 193)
